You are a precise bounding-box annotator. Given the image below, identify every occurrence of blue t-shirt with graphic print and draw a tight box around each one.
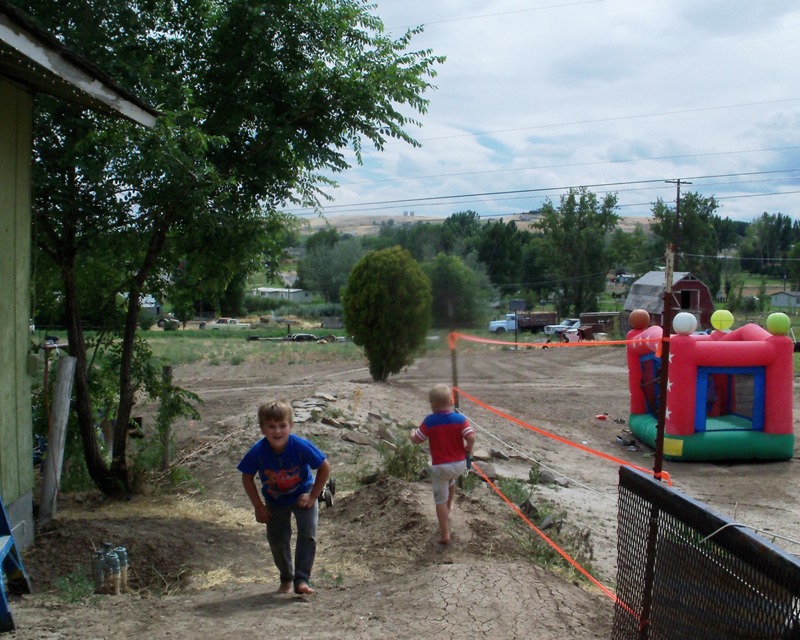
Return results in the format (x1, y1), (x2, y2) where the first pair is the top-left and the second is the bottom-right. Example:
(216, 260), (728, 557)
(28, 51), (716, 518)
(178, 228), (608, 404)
(237, 434), (327, 507)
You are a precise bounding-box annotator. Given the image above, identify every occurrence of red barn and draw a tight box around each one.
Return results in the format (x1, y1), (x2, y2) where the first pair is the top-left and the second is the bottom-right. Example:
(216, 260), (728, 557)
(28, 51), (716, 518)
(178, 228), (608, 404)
(623, 271), (715, 331)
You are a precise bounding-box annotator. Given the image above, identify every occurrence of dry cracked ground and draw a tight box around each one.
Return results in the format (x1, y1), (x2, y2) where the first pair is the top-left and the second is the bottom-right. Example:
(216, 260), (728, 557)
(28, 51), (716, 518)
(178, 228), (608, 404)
(9, 341), (800, 639)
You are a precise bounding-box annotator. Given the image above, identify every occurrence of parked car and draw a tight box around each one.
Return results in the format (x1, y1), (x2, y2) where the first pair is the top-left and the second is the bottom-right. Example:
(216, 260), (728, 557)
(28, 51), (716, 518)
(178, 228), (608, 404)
(543, 318), (581, 336)
(199, 317), (251, 330)
(156, 313), (178, 328)
(286, 333), (318, 342)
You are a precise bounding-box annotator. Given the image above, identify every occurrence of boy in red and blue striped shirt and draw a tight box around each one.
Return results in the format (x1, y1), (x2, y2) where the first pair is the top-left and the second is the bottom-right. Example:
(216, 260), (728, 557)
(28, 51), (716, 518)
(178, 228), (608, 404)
(410, 384), (475, 545)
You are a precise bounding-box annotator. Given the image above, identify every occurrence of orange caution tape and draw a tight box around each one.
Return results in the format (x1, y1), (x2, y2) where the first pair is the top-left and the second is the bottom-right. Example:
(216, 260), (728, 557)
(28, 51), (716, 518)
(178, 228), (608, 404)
(455, 387), (671, 486)
(470, 462), (640, 619)
(448, 331), (665, 350)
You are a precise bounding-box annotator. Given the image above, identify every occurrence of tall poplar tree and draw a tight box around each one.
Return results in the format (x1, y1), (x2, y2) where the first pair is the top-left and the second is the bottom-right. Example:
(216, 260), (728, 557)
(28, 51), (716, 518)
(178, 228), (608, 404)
(537, 188), (619, 316)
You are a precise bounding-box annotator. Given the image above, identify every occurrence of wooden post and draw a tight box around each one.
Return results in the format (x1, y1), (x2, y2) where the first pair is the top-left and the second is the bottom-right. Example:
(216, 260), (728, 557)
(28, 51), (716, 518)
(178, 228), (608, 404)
(161, 365), (173, 471)
(38, 356), (76, 526)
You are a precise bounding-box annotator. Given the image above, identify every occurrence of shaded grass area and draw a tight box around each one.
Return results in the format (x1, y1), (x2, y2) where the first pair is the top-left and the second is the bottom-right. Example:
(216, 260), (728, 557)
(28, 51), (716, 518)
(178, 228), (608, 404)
(145, 331), (364, 367)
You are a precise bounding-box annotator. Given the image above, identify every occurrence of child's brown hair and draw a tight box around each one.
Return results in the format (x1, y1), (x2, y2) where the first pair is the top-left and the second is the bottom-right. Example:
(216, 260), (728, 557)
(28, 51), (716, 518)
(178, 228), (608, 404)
(429, 384), (453, 410)
(258, 400), (294, 425)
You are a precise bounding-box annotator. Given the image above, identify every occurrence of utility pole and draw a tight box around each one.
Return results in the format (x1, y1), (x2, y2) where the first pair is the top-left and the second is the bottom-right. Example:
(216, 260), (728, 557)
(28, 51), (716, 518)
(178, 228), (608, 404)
(641, 177), (693, 640)
(653, 179), (689, 478)
(664, 178), (690, 273)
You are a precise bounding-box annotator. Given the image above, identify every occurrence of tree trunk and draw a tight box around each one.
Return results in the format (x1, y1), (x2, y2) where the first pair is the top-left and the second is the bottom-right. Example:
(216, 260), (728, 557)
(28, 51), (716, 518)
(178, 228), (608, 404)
(62, 267), (127, 495)
(111, 209), (178, 487)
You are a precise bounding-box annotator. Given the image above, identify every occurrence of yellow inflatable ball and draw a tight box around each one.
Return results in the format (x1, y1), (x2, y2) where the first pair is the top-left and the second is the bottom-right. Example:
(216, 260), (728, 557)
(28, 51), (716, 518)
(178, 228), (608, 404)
(710, 309), (734, 331)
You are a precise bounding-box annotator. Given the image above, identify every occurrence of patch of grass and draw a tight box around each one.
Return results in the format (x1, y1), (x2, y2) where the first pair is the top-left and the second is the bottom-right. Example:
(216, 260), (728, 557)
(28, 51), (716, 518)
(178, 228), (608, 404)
(169, 466), (204, 492)
(498, 477), (533, 505)
(528, 462), (541, 485)
(54, 565), (96, 602)
(325, 406), (345, 420)
(460, 470), (480, 493)
(331, 448), (380, 492)
(145, 332), (364, 368)
(505, 498), (598, 585)
(315, 565), (346, 589)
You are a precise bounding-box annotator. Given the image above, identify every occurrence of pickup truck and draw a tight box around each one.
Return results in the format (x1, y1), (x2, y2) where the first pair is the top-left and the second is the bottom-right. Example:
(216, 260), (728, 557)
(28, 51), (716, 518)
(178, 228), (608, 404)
(199, 317), (251, 330)
(543, 318), (581, 336)
(488, 311), (558, 334)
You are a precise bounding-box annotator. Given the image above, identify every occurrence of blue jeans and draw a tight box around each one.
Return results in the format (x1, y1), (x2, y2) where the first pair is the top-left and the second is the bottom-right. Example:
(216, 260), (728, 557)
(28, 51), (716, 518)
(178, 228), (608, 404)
(265, 500), (318, 587)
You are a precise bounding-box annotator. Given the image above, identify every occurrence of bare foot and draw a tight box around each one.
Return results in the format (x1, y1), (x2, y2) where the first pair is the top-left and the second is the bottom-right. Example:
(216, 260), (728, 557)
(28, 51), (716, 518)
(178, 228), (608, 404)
(277, 582), (293, 594)
(438, 535), (451, 545)
(294, 582), (316, 595)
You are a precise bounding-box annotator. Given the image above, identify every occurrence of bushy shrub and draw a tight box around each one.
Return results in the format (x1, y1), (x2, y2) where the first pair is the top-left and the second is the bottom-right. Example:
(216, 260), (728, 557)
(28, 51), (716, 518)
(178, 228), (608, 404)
(243, 294), (284, 314)
(138, 312), (156, 331)
(379, 436), (428, 481)
(342, 247), (432, 381)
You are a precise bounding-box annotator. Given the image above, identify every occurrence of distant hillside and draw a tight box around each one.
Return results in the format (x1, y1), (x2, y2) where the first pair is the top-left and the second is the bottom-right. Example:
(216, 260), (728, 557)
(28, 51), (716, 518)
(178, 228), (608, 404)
(302, 213), (652, 237)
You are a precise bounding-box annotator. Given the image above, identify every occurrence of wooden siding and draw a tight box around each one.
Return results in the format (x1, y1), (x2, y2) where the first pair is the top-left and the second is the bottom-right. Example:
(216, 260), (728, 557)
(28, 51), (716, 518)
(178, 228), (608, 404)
(0, 78), (34, 510)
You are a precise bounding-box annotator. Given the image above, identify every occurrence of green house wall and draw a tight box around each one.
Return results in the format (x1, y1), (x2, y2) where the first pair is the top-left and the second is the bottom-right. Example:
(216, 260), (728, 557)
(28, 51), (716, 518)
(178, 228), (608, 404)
(0, 77), (34, 548)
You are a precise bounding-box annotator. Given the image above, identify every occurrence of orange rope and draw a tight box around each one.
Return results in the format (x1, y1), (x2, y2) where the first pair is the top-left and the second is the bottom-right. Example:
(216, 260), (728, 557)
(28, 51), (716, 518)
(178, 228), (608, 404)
(455, 387), (671, 486)
(450, 331), (664, 349)
(469, 462), (640, 620)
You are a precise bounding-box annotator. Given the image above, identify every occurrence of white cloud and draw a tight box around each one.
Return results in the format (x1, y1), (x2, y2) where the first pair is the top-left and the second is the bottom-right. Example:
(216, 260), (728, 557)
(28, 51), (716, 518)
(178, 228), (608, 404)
(296, 0), (800, 222)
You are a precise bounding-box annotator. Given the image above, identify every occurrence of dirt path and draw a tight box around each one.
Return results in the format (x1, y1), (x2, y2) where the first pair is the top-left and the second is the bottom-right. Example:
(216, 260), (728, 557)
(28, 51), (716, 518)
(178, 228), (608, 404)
(9, 342), (800, 638)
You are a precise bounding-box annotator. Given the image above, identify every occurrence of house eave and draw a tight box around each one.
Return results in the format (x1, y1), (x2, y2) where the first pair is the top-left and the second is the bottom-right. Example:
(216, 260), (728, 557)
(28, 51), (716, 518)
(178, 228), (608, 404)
(0, 4), (158, 127)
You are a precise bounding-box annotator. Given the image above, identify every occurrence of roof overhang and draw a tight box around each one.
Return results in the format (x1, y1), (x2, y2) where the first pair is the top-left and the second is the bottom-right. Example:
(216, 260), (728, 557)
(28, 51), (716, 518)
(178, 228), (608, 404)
(0, 1), (158, 127)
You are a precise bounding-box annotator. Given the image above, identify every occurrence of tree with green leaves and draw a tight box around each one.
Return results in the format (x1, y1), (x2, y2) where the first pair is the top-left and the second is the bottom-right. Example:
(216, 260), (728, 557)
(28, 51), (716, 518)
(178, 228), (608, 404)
(342, 247), (432, 382)
(440, 211), (482, 256)
(537, 188), (619, 316)
(299, 237), (367, 303)
(22, 0), (444, 495)
(606, 224), (654, 275)
(422, 253), (492, 328)
(787, 242), (800, 292)
(736, 212), (797, 276)
(650, 192), (723, 296)
(475, 219), (526, 293)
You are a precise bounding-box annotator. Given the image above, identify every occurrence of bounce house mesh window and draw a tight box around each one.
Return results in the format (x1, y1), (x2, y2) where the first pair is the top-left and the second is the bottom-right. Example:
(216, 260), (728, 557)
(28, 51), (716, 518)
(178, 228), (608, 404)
(697, 367), (765, 433)
(639, 354), (661, 416)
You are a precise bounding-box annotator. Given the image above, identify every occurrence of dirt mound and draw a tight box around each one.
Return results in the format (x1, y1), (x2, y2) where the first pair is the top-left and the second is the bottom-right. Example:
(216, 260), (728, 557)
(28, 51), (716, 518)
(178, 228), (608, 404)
(323, 475), (523, 575)
(24, 500), (258, 595)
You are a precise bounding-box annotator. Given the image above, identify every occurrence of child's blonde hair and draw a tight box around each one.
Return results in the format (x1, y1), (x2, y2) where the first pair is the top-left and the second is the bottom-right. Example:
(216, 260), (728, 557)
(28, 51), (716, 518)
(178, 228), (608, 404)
(258, 400), (294, 425)
(429, 384), (453, 410)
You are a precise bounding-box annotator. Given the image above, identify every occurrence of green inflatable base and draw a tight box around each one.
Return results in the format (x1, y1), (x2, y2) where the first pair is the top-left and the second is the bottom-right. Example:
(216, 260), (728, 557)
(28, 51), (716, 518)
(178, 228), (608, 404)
(629, 414), (795, 461)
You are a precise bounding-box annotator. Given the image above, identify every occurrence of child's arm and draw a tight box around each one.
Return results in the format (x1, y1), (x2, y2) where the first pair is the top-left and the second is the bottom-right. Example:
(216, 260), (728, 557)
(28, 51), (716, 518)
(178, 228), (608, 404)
(241, 473), (270, 523)
(409, 424), (426, 444)
(464, 432), (476, 456)
(297, 459), (331, 509)
(464, 432), (476, 468)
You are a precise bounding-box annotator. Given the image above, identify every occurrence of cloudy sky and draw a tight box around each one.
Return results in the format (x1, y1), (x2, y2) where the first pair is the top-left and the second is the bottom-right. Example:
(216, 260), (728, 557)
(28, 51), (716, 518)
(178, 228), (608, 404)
(292, 0), (800, 223)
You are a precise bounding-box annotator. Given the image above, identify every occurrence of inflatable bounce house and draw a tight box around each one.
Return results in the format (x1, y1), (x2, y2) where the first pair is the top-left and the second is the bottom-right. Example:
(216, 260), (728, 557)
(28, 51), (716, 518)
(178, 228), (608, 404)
(626, 308), (795, 461)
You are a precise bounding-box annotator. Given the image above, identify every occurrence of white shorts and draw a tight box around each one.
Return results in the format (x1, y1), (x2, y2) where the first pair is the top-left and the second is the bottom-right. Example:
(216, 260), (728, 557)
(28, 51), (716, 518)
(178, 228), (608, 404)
(430, 460), (467, 505)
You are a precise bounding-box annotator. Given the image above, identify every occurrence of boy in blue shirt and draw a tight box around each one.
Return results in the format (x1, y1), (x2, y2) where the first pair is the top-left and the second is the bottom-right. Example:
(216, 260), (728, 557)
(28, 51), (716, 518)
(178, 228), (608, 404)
(239, 400), (330, 595)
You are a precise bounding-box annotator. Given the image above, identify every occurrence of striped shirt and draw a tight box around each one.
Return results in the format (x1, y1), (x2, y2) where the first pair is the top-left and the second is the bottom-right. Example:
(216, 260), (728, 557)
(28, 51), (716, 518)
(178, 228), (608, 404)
(413, 411), (473, 465)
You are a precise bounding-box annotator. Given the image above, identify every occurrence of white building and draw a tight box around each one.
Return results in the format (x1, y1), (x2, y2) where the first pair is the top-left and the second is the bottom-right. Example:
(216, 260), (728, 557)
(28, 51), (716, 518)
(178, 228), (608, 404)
(252, 287), (312, 302)
(770, 291), (800, 312)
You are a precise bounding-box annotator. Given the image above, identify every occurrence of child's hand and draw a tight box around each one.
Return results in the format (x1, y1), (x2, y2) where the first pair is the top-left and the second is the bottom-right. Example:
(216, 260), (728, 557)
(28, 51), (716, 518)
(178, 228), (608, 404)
(296, 493), (315, 509)
(254, 503), (270, 523)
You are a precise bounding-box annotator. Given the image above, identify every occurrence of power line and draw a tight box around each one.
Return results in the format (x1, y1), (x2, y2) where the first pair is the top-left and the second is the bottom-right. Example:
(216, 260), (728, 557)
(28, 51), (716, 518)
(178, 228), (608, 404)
(288, 169), (800, 216)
